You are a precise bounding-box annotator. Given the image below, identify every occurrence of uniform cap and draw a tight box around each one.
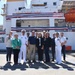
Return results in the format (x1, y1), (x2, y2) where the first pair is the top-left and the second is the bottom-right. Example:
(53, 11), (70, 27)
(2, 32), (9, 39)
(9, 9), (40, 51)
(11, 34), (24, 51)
(21, 29), (26, 32)
(32, 30), (35, 32)
(43, 30), (45, 32)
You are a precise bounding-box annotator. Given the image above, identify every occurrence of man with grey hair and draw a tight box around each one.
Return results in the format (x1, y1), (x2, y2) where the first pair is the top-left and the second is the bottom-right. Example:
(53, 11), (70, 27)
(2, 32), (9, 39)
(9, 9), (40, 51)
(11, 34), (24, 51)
(28, 30), (36, 62)
(60, 32), (67, 62)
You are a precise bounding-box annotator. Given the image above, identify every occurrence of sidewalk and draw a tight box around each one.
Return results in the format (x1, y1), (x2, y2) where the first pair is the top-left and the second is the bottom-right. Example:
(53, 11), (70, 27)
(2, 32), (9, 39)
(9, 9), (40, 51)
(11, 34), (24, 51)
(0, 52), (75, 75)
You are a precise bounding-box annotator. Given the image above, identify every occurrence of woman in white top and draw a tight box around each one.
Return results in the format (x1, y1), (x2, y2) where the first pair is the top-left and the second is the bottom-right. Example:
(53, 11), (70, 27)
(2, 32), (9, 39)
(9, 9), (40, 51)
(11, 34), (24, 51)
(55, 33), (62, 64)
(5, 31), (13, 62)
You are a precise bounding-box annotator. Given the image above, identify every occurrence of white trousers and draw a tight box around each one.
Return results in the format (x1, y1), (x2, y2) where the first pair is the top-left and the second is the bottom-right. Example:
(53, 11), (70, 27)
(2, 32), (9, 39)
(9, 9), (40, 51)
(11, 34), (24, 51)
(55, 46), (62, 64)
(19, 45), (27, 63)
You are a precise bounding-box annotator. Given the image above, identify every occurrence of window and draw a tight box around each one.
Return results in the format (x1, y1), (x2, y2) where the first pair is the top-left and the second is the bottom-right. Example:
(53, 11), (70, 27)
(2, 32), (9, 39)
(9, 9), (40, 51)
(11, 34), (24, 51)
(18, 7), (25, 10)
(44, 2), (47, 6)
(53, 2), (57, 6)
(0, 37), (4, 43)
(16, 20), (21, 27)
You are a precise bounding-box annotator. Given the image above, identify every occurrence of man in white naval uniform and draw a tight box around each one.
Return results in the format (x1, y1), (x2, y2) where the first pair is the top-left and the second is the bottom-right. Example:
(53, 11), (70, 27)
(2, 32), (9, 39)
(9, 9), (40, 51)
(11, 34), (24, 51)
(19, 29), (28, 63)
(55, 33), (62, 64)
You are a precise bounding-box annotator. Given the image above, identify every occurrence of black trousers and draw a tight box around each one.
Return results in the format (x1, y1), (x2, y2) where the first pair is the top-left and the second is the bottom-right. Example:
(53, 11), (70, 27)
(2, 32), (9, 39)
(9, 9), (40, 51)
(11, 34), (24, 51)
(52, 46), (55, 61)
(38, 47), (43, 61)
(6, 47), (12, 62)
(44, 47), (50, 62)
(62, 45), (66, 61)
(13, 49), (20, 64)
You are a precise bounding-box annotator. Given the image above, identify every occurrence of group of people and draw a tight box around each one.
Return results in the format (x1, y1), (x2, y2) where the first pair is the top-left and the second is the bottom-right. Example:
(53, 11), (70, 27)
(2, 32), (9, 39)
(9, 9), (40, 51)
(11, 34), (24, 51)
(5, 30), (67, 65)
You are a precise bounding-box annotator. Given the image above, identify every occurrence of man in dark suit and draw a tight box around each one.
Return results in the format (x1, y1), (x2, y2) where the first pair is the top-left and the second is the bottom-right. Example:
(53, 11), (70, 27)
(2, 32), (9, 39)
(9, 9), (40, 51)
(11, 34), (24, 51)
(44, 32), (52, 62)
(36, 33), (44, 62)
(51, 33), (56, 62)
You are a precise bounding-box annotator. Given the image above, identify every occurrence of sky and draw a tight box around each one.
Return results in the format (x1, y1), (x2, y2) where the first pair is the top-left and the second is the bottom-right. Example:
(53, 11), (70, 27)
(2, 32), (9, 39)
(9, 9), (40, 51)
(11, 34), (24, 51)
(0, 0), (6, 25)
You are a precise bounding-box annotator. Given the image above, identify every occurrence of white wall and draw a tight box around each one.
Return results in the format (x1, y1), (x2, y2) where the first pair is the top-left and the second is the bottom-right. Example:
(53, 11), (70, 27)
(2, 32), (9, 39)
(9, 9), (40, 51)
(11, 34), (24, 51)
(11, 19), (16, 27)
(7, 1), (24, 15)
(6, 20), (11, 34)
(32, 0), (60, 12)
(64, 32), (75, 50)
(3, 16), (6, 30)
(21, 19), (49, 27)
(6, 0), (62, 15)
(0, 35), (6, 50)
(49, 18), (55, 37)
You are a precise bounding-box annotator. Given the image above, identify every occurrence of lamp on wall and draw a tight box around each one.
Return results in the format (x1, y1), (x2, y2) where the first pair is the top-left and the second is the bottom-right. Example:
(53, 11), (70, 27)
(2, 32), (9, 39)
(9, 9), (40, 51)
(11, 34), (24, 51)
(21, 20), (24, 23)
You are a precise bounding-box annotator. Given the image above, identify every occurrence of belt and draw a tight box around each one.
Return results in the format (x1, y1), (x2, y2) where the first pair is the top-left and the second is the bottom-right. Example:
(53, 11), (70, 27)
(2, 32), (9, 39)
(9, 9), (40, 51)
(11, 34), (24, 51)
(22, 44), (26, 45)
(30, 44), (35, 45)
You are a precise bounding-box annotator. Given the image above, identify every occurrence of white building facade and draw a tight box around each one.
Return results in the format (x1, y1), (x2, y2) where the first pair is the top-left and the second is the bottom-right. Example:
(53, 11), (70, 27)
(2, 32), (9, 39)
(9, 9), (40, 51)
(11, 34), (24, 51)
(2, 0), (64, 33)
(1, 0), (75, 50)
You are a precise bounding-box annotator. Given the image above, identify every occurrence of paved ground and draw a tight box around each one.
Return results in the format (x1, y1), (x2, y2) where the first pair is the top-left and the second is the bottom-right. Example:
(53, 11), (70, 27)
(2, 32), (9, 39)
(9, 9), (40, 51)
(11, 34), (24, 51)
(0, 52), (75, 75)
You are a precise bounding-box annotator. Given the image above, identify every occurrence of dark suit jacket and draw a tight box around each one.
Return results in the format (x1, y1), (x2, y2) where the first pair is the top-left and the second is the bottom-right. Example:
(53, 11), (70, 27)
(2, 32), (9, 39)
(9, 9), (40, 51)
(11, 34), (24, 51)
(44, 37), (52, 48)
(51, 38), (55, 47)
(36, 37), (44, 48)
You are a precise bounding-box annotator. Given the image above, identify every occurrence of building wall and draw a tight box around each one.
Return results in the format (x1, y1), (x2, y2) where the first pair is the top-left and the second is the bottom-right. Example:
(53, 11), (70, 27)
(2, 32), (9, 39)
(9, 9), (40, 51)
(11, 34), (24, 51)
(64, 32), (75, 50)
(21, 19), (49, 27)
(31, 0), (60, 12)
(0, 25), (3, 30)
(0, 34), (6, 50)
(6, 0), (62, 15)
(2, 0), (75, 50)
(5, 20), (11, 34)
(6, 1), (24, 15)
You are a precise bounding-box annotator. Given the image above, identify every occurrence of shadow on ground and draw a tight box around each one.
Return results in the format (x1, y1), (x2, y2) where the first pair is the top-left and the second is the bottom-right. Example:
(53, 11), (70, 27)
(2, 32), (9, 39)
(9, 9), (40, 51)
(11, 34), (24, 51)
(0, 61), (75, 71)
